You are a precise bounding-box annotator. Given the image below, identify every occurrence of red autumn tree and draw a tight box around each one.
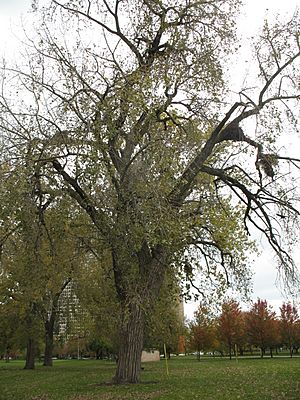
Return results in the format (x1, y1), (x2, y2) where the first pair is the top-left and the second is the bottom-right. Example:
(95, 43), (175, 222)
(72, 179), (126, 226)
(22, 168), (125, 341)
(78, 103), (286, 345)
(239, 311), (250, 356)
(217, 299), (245, 359)
(246, 299), (279, 358)
(177, 335), (186, 354)
(190, 305), (215, 361)
(294, 321), (300, 354)
(280, 302), (299, 357)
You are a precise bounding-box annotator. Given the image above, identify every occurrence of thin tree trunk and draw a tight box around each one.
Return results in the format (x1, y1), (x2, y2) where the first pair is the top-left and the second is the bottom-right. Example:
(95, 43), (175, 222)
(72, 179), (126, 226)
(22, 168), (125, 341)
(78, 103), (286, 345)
(43, 319), (54, 367)
(5, 347), (10, 363)
(113, 301), (144, 384)
(24, 338), (35, 369)
(43, 281), (68, 366)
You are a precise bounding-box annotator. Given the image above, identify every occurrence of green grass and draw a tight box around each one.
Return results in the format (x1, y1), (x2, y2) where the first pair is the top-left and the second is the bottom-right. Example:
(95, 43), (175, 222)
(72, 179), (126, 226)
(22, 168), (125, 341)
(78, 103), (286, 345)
(1, 356), (300, 400)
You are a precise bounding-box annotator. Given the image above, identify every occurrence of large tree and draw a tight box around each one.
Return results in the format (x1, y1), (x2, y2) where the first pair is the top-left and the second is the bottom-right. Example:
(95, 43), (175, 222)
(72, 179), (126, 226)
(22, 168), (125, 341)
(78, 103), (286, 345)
(0, 0), (300, 383)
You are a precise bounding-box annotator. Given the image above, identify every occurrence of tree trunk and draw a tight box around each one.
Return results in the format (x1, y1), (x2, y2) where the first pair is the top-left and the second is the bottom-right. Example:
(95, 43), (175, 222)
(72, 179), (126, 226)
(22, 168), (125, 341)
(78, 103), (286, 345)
(43, 285), (66, 366)
(24, 338), (35, 369)
(111, 241), (167, 384)
(113, 301), (144, 384)
(43, 319), (55, 367)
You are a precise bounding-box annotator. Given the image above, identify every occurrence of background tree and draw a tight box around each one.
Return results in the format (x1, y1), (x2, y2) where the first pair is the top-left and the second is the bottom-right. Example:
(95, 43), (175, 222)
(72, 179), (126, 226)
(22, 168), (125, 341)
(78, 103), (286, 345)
(189, 305), (216, 360)
(246, 299), (278, 358)
(0, 161), (89, 367)
(217, 299), (244, 359)
(238, 311), (250, 356)
(0, 0), (300, 383)
(144, 275), (185, 358)
(280, 302), (299, 357)
(0, 302), (22, 361)
(294, 320), (300, 354)
(73, 250), (121, 360)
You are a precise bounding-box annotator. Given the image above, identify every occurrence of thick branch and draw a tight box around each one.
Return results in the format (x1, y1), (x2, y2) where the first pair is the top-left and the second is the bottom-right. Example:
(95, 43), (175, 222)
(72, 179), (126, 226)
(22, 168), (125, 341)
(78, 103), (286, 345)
(168, 102), (242, 205)
(52, 159), (110, 236)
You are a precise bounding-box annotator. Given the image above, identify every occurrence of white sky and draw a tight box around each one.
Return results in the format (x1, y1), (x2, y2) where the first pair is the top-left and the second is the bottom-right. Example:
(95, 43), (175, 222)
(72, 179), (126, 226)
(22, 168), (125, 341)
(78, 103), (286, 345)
(0, 0), (299, 319)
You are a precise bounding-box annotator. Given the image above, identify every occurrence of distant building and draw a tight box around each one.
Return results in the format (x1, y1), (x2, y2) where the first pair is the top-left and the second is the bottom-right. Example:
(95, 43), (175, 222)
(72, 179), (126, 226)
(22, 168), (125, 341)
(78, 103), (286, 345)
(57, 281), (84, 340)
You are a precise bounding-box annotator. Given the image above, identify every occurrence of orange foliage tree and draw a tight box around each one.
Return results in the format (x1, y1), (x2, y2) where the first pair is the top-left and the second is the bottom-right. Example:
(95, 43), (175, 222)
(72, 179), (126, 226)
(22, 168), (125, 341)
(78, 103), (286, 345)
(280, 302), (299, 357)
(217, 299), (245, 359)
(189, 305), (216, 360)
(246, 299), (279, 357)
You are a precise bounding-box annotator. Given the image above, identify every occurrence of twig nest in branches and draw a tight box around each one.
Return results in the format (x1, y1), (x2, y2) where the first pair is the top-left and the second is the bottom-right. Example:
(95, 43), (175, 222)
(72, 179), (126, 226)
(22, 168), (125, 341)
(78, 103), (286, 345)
(217, 123), (245, 143)
(256, 152), (278, 179)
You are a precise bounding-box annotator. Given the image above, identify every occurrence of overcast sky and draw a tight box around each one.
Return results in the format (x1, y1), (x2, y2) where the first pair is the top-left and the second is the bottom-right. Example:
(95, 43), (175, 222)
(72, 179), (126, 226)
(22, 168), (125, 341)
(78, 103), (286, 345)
(0, 0), (299, 318)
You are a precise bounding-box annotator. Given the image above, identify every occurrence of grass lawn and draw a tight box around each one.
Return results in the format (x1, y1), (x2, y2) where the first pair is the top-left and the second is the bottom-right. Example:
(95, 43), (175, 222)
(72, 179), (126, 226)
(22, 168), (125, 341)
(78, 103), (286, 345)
(1, 356), (300, 400)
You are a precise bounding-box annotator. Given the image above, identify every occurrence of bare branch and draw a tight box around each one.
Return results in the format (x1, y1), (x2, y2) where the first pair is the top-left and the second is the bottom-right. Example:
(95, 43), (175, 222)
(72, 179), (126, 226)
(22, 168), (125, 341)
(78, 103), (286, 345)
(53, 0), (144, 65)
(258, 50), (300, 105)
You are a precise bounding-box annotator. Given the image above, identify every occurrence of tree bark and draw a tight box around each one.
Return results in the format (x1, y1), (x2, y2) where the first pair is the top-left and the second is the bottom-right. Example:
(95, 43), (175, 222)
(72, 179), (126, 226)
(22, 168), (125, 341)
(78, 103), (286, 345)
(111, 241), (167, 384)
(24, 338), (35, 369)
(43, 319), (55, 367)
(5, 347), (10, 362)
(43, 282), (68, 366)
(229, 344), (232, 360)
(113, 301), (145, 384)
